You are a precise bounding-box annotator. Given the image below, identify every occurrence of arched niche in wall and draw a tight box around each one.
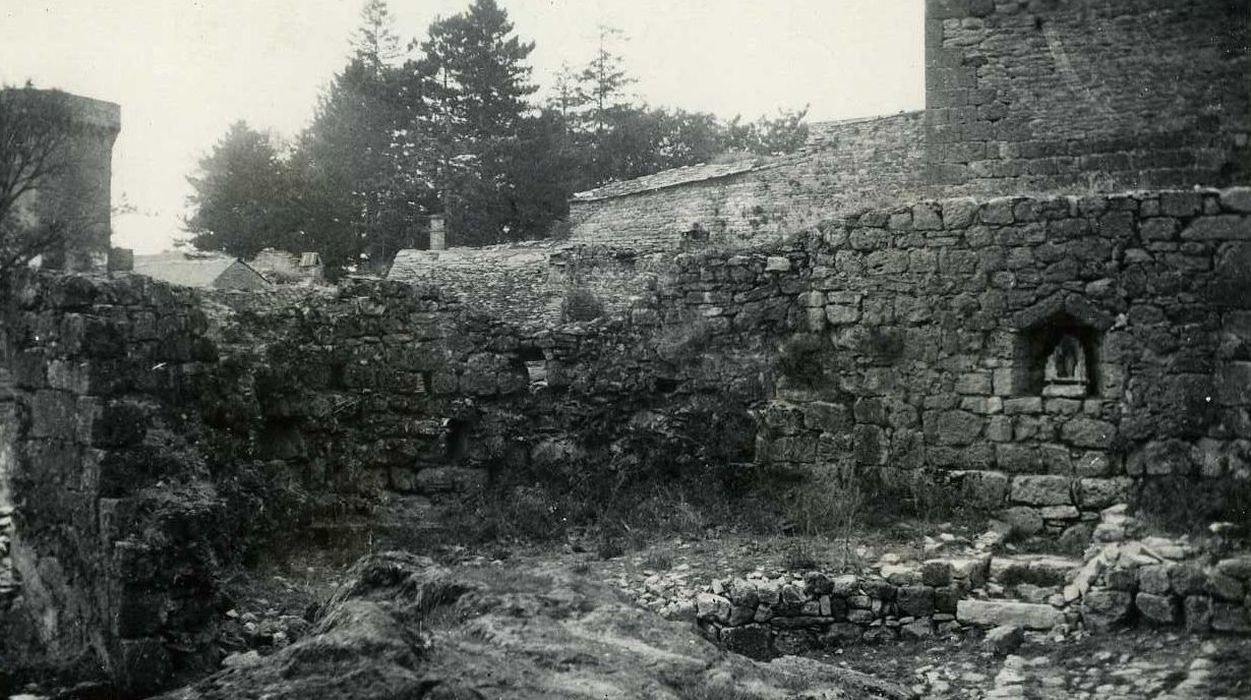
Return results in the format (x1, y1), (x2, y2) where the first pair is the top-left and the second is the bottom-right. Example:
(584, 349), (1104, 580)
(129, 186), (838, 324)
(1011, 295), (1113, 398)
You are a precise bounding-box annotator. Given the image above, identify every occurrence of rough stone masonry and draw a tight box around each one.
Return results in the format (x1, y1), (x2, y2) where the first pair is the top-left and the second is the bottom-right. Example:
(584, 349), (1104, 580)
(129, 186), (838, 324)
(563, 0), (1250, 250)
(2, 0), (1251, 694)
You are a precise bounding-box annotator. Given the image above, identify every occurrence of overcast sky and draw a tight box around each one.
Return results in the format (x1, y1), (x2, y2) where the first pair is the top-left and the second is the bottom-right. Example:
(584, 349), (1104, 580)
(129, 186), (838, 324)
(0, 0), (924, 254)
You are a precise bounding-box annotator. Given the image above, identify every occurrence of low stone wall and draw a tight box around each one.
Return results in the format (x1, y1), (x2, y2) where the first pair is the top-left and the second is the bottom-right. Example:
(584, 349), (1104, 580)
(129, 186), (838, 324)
(695, 562), (993, 657)
(694, 518), (1251, 659)
(1074, 511), (1251, 635)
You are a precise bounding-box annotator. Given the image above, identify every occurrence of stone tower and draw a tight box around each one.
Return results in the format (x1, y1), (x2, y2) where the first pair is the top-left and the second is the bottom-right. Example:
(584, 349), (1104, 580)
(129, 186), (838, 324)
(924, 0), (1251, 193)
(5, 88), (121, 271)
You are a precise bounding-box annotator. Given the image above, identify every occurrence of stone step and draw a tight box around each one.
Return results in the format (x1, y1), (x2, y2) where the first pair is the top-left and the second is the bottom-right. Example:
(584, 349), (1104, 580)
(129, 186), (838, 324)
(956, 599), (1065, 630)
(988, 555), (1081, 587)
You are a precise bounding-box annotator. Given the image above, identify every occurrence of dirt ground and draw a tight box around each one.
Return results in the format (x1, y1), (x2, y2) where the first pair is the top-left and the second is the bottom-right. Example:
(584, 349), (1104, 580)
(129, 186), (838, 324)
(201, 529), (1251, 700)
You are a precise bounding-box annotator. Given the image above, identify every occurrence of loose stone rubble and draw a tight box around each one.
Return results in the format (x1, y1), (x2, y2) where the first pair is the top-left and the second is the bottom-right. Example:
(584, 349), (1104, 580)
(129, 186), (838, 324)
(672, 506), (1251, 659)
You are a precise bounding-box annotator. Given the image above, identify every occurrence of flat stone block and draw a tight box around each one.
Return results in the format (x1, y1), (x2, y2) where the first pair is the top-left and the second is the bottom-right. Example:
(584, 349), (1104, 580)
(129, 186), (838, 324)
(956, 599), (1063, 630)
(414, 467), (486, 495)
(1181, 215), (1250, 241)
(1010, 475), (1072, 506)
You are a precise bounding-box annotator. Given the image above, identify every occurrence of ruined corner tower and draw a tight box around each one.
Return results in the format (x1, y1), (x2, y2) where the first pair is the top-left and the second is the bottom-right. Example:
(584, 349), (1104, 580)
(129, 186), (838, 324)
(5, 88), (122, 271)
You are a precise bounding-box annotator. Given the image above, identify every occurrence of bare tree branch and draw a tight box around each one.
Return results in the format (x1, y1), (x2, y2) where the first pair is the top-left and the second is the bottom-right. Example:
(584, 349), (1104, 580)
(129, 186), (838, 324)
(0, 86), (74, 278)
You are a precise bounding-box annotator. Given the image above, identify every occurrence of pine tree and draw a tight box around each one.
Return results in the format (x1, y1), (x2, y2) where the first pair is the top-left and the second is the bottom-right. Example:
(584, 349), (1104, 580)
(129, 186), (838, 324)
(186, 121), (297, 259)
(577, 26), (634, 136)
(418, 0), (536, 143)
(412, 0), (539, 244)
(294, 0), (430, 271)
(353, 0), (403, 67)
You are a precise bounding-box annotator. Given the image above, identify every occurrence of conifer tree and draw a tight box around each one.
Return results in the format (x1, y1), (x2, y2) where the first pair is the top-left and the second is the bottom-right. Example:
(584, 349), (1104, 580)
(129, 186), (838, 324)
(186, 121), (297, 259)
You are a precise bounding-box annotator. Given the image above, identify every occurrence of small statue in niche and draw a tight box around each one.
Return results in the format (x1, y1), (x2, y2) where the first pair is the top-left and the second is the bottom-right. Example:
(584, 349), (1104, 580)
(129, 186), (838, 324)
(1043, 334), (1088, 397)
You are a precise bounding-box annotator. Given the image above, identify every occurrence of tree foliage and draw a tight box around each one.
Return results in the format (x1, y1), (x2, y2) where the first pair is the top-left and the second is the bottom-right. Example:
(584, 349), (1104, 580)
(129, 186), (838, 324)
(185, 1), (810, 270)
(185, 121), (296, 260)
(353, 0), (403, 67)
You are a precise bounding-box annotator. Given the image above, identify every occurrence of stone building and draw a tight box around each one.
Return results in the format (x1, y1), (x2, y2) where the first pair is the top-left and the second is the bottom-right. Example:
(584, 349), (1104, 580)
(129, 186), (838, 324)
(3, 88), (121, 271)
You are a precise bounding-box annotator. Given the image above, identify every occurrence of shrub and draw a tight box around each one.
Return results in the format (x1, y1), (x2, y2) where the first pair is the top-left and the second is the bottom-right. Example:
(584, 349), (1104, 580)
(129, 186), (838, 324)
(787, 467), (865, 537)
(547, 218), (573, 240)
(781, 541), (820, 571)
(784, 466), (865, 569)
(643, 549), (673, 571)
(561, 287), (603, 322)
(1132, 475), (1251, 537)
(776, 334), (828, 389)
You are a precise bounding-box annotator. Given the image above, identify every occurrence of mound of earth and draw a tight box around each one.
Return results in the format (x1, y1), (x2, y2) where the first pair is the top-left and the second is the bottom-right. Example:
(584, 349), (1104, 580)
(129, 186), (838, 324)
(159, 551), (911, 700)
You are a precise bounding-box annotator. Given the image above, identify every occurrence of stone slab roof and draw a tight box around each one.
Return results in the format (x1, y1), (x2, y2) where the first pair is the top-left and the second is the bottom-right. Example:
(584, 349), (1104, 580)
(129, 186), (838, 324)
(571, 160), (767, 203)
(569, 112), (925, 204)
(134, 251), (268, 289)
(388, 240), (559, 283)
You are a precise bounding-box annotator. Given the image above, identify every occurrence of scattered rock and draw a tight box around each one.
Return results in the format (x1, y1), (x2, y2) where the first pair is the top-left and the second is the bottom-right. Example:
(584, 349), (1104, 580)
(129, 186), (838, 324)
(221, 651), (263, 669)
(983, 625), (1023, 655)
(158, 552), (912, 700)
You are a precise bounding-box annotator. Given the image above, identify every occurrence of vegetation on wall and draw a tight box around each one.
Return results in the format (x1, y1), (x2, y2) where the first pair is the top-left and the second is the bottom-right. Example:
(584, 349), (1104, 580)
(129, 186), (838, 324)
(560, 287), (604, 322)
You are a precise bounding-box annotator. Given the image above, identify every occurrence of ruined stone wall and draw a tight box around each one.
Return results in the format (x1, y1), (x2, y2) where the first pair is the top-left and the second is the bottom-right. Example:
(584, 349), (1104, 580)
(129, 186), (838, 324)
(753, 188), (1251, 535)
(1, 273), (222, 692)
(925, 0), (1251, 193)
(4, 188), (1250, 692)
(387, 241), (683, 327)
(547, 245), (673, 320)
(568, 112), (927, 251)
(207, 266), (792, 509)
(202, 282), (527, 508)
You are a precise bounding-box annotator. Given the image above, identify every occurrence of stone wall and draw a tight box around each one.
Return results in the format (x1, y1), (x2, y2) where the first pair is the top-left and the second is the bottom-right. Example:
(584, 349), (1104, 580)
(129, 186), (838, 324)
(568, 112), (927, 250)
(395, 188), (1251, 536)
(387, 241), (683, 328)
(201, 281), (526, 511)
(692, 511), (1251, 657)
(565, 1), (1250, 256)
(1, 273), (222, 692)
(0, 262), (793, 696)
(924, 0), (1251, 193)
(753, 188), (1251, 534)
